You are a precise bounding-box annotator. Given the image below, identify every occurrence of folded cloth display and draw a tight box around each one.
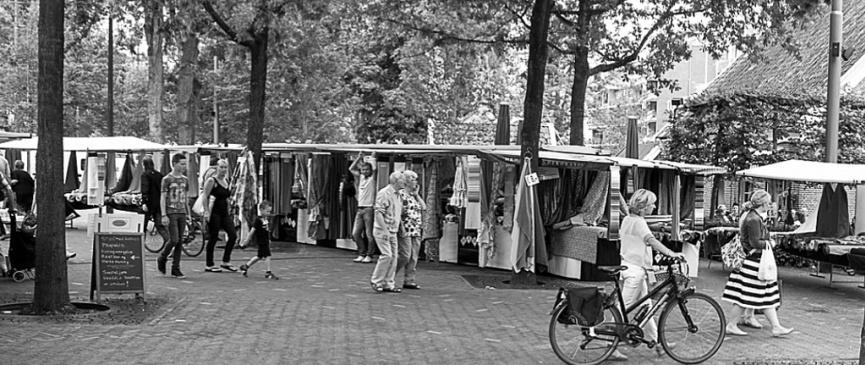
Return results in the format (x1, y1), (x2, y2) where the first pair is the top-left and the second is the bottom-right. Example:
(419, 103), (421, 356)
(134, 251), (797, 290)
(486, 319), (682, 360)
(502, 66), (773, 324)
(64, 191), (100, 210)
(109, 192), (142, 206)
(549, 226), (607, 263)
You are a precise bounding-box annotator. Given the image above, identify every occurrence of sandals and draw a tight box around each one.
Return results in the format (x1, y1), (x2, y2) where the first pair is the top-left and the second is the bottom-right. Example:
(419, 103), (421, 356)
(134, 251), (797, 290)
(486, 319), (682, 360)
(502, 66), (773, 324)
(382, 287), (402, 293)
(739, 317), (763, 329)
(370, 282), (384, 293)
(403, 283), (421, 290)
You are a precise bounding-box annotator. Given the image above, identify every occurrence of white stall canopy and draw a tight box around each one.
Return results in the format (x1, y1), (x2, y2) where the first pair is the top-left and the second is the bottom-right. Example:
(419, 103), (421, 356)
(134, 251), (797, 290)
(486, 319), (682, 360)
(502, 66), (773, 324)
(0, 136), (168, 152)
(736, 159), (865, 184)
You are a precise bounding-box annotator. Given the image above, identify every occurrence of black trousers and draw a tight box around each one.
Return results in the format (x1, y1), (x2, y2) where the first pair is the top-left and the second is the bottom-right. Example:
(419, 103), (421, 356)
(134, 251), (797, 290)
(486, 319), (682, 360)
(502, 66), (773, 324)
(205, 212), (238, 267)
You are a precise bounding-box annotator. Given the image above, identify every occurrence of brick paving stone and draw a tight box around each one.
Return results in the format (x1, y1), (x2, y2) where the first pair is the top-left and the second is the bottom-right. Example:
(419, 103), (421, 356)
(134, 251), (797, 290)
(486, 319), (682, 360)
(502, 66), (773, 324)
(0, 216), (863, 364)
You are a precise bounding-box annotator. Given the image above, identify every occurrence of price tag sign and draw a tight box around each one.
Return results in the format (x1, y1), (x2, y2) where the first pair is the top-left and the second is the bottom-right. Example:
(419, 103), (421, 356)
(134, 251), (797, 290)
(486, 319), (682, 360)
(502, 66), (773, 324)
(525, 173), (540, 187)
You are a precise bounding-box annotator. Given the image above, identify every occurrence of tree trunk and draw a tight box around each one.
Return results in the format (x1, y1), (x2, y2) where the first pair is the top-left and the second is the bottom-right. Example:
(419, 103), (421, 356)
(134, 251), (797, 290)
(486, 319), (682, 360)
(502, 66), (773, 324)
(248, 31), (267, 170)
(145, 0), (164, 142)
(569, 47), (590, 146)
(33, 0), (69, 314)
(106, 13), (114, 136)
(513, 0), (552, 286)
(176, 31), (199, 144)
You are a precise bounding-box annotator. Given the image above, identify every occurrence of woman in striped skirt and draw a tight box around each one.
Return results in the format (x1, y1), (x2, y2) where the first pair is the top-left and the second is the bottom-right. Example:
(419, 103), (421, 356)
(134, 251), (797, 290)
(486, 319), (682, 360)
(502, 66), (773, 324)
(723, 189), (793, 337)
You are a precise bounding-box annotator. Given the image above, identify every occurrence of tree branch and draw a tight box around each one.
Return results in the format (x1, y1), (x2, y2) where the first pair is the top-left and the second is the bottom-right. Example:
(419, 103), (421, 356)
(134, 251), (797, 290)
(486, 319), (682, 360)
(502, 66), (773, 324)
(381, 17), (527, 46)
(588, 3), (675, 75)
(201, 0), (254, 47)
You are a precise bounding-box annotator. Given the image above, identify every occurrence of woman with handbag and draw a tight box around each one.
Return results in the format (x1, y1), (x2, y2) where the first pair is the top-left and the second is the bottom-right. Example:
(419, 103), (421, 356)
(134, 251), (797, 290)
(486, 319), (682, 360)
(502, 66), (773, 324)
(722, 189), (793, 337)
(201, 158), (239, 273)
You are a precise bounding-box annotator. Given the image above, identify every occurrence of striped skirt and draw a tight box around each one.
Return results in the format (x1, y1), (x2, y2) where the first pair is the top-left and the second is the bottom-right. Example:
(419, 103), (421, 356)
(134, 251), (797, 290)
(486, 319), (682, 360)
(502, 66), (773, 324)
(722, 255), (781, 309)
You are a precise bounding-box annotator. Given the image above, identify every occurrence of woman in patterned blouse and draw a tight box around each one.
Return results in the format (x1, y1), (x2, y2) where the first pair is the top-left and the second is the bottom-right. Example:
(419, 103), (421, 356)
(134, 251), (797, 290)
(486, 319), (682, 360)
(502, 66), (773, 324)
(396, 170), (427, 289)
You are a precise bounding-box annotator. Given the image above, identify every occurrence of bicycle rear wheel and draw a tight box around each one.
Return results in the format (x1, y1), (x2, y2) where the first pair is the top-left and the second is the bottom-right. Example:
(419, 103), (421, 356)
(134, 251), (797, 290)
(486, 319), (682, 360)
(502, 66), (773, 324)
(181, 219), (205, 257)
(143, 220), (165, 253)
(658, 292), (726, 364)
(549, 303), (622, 365)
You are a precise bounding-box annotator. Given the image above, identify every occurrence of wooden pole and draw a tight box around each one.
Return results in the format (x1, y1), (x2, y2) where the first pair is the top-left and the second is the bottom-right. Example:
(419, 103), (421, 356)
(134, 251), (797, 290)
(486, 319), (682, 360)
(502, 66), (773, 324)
(859, 308), (864, 364)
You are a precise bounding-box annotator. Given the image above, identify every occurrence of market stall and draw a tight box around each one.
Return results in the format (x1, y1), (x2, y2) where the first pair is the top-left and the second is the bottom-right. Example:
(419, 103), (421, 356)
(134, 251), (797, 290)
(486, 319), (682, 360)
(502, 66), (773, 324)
(736, 160), (865, 288)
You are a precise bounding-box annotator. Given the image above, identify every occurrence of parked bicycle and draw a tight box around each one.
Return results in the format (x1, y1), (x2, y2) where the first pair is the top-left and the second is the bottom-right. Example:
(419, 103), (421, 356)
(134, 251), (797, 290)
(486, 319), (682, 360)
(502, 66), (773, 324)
(142, 215), (206, 257)
(549, 256), (725, 364)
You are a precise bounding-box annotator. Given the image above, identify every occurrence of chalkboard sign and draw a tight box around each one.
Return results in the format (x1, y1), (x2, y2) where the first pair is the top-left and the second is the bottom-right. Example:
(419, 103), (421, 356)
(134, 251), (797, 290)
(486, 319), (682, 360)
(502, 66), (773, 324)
(92, 232), (145, 300)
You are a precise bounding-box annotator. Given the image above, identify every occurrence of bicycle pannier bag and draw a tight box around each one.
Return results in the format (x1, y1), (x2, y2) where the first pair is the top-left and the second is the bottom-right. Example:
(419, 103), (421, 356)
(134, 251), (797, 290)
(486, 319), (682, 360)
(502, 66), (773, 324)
(557, 287), (605, 326)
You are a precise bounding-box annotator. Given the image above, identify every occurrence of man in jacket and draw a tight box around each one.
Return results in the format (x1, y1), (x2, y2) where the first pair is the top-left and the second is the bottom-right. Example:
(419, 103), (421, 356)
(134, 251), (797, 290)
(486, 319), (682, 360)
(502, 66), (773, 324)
(140, 156), (169, 248)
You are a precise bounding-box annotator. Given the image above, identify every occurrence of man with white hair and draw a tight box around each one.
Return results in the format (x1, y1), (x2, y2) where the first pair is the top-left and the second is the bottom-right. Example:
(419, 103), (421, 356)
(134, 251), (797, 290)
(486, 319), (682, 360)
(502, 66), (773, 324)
(370, 171), (405, 293)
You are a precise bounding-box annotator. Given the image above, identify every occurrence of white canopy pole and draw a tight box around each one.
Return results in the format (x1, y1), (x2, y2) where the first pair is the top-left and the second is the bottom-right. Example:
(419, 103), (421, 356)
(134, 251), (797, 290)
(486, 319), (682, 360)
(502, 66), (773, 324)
(856, 185), (865, 235)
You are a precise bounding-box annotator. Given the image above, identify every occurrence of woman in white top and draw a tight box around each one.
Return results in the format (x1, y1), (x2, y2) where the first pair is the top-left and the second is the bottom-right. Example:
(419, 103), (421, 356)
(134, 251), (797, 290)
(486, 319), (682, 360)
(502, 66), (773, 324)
(620, 189), (685, 356)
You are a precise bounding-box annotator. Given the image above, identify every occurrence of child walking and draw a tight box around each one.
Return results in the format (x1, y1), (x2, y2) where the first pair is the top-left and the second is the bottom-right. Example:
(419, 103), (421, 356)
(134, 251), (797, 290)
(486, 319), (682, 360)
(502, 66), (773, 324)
(239, 200), (278, 279)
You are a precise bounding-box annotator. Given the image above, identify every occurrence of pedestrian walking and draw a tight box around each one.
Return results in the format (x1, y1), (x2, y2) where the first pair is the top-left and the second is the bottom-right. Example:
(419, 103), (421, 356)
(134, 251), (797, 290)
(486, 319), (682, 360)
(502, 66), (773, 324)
(723, 189), (794, 337)
(156, 153), (191, 279)
(370, 171), (405, 293)
(140, 156), (169, 249)
(396, 170), (426, 290)
(202, 158), (239, 273)
(239, 200), (278, 279)
(9, 161), (33, 213)
(617, 189), (685, 359)
(349, 152), (377, 263)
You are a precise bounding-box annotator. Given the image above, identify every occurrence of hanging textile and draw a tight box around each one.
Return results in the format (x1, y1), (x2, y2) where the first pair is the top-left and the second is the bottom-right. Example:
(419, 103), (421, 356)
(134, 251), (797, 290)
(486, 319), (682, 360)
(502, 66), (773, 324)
(279, 154), (294, 214)
(657, 171), (674, 215)
(110, 153), (134, 194)
(449, 156), (468, 208)
(334, 153), (355, 239)
(464, 155), (482, 229)
(77, 156), (89, 194)
(199, 153), (212, 188)
(230, 148), (259, 244)
(125, 153), (144, 193)
(478, 160), (504, 266)
(105, 152), (117, 195)
(579, 171), (610, 226)
(510, 157), (547, 273)
(307, 154), (332, 240)
(160, 151), (171, 175)
(187, 152), (200, 197)
(293, 153), (309, 201)
(502, 165), (515, 233)
(815, 183), (851, 238)
(376, 159), (390, 190)
(679, 175), (696, 222)
(64, 150), (79, 193)
(422, 157), (441, 261)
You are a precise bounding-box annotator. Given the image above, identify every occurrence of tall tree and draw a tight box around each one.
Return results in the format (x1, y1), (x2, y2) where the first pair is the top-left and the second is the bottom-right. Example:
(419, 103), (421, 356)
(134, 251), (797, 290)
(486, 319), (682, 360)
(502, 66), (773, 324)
(144, 0), (165, 142)
(33, 0), (69, 314)
(201, 0), (292, 166)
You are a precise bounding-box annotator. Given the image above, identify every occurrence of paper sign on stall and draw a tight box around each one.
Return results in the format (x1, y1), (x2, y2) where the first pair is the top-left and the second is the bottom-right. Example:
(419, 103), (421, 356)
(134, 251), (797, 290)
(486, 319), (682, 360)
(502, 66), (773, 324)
(525, 173), (540, 187)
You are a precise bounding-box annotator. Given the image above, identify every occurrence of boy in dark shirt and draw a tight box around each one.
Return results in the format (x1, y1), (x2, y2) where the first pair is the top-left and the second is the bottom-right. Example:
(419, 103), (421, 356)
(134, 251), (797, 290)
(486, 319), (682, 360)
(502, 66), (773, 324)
(238, 200), (277, 279)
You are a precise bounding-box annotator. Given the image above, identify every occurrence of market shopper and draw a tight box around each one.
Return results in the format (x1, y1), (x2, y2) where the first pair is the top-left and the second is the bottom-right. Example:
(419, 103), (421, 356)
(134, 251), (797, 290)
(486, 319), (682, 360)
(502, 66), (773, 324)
(396, 170), (426, 290)
(618, 189), (685, 359)
(140, 156), (170, 248)
(9, 161), (33, 213)
(156, 153), (191, 279)
(370, 171), (405, 293)
(349, 152), (377, 263)
(239, 200), (278, 279)
(723, 189), (794, 337)
(201, 158), (239, 273)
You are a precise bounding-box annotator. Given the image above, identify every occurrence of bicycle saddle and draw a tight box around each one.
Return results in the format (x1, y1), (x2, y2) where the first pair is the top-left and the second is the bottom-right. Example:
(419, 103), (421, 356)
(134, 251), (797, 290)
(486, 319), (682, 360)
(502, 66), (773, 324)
(597, 265), (628, 274)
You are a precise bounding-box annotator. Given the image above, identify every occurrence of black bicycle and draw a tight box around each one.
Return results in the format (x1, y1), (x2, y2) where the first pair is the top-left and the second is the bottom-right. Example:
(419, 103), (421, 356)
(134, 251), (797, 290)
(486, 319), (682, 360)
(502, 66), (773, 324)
(549, 256), (725, 364)
(142, 214), (206, 257)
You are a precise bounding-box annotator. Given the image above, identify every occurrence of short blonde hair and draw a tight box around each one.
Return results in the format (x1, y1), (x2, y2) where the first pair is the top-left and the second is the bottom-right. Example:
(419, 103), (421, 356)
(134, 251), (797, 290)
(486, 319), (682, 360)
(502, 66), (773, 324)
(402, 170), (418, 180)
(749, 189), (771, 209)
(628, 189), (657, 215)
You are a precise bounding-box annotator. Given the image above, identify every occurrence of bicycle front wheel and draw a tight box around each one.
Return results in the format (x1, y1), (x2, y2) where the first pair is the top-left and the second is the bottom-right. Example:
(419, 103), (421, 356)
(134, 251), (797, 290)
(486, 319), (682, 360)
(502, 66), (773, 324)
(143, 221), (165, 253)
(658, 292), (726, 364)
(549, 303), (622, 365)
(182, 220), (206, 257)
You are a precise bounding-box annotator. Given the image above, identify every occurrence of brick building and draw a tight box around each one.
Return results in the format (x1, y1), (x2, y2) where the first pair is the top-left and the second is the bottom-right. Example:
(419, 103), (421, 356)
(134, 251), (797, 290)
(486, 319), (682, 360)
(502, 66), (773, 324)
(695, 1), (865, 221)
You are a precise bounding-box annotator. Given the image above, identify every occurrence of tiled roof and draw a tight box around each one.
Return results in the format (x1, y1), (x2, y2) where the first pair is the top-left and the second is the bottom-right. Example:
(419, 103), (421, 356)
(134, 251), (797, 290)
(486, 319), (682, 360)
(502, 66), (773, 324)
(431, 107), (558, 145)
(703, 2), (865, 99)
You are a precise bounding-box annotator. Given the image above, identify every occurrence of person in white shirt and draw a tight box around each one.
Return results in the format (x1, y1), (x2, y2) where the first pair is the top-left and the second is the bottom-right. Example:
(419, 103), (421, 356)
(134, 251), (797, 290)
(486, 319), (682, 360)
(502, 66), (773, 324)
(349, 153), (377, 263)
(619, 189), (684, 358)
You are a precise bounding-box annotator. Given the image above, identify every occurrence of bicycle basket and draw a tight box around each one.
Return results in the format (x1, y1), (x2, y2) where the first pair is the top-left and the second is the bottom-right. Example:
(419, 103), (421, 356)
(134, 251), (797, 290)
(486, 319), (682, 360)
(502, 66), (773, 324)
(556, 287), (606, 327)
(655, 270), (690, 291)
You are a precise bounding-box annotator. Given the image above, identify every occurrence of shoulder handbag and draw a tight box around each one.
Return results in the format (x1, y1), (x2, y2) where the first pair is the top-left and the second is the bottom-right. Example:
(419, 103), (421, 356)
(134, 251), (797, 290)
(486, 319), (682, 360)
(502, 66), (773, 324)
(721, 234), (748, 271)
(192, 178), (214, 216)
(757, 244), (778, 282)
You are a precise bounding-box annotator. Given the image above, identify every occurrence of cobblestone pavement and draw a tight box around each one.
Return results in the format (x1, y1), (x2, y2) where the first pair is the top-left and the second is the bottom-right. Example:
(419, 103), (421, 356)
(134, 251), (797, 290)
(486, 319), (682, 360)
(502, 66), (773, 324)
(1, 215), (863, 364)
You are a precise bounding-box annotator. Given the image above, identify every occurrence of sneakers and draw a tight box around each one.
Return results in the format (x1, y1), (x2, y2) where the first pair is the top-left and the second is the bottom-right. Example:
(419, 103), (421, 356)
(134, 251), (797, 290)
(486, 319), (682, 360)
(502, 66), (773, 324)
(353, 255), (365, 263)
(265, 271), (279, 280)
(361, 256), (373, 263)
(205, 266), (223, 273)
(171, 269), (186, 279)
(239, 264), (249, 277)
(220, 263), (239, 272)
(157, 257), (166, 275)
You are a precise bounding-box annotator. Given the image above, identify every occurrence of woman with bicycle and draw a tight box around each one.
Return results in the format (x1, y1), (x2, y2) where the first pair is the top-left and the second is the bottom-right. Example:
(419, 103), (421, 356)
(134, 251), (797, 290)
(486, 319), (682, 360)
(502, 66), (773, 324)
(722, 189), (794, 337)
(201, 158), (239, 273)
(619, 189), (685, 358)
